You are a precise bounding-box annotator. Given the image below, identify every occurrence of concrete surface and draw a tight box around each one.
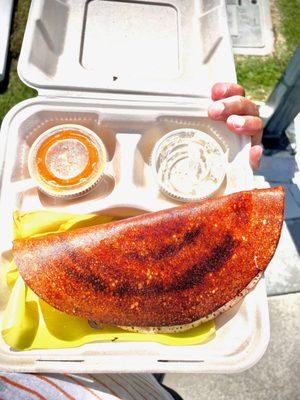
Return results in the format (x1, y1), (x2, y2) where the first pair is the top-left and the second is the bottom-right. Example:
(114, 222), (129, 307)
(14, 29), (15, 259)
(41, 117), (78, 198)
(255, 153), (300, 295)
(164, 293), (300, 400)
(265, 221), (300, 296)
(226, 0), (273, 55)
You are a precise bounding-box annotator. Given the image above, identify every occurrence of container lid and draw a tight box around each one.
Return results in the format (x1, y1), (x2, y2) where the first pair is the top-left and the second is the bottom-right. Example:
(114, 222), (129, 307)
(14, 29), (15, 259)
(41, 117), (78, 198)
(151, 128), (228, 201)
(18, 0), (236, 101)
(28, 124), (107, 198)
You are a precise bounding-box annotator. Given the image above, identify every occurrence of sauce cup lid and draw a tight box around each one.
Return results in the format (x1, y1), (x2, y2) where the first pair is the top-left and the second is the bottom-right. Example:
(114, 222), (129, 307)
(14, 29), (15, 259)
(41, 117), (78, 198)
(151, 128), (227, 202)
(28, 124), (107, 199)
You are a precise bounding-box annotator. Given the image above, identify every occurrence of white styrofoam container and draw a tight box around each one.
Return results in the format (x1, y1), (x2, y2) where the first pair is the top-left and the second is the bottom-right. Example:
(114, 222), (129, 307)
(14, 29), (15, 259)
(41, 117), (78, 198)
(0, 0), (270, 373)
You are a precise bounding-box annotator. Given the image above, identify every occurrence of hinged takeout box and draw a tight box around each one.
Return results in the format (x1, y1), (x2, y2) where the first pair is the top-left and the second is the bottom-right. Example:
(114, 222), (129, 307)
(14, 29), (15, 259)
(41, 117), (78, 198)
(0, 0), (269, 373)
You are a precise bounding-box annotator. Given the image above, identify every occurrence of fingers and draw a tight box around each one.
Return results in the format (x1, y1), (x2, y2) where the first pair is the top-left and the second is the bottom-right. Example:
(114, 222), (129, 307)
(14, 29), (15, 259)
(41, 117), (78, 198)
(208, 96), (259, 121)
(211, 82), (245, 101)
(250, 145), (263, 170)
(226, 115), (263, 139)
(209, 83), (263, 170)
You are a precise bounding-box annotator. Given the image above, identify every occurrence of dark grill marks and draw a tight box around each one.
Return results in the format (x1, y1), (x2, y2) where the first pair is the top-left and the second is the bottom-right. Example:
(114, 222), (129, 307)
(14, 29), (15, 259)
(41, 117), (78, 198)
(64, 230), (238, 297)
(117, 233), (238, 296)
(65, 268), (107, 292)
(183, 227), (203, 244)
(171, 234), (239, 291)
(85, 274), (107, 292)
(153, 243), (177, 261)
(127, 226), (203, 262)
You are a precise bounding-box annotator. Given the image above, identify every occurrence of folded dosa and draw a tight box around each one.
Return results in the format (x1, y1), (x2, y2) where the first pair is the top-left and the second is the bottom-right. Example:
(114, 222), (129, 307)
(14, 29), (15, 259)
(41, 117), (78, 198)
(13, 187), (284, 331)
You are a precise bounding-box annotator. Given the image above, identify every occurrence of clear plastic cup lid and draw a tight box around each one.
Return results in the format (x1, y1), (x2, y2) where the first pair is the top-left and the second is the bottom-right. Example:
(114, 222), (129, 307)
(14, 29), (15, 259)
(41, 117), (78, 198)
(151, 128), (227, 201)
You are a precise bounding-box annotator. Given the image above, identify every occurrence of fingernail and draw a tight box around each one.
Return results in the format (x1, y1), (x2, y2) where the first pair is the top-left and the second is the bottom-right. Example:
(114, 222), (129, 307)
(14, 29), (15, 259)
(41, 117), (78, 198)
(218, 85), (228, 98)
(254, 145), (263, 162)
(257, 145), (263, 157)
(229, 115), (245, 128)
(250, 145), (263, 170)
(209, 101), (225, 117)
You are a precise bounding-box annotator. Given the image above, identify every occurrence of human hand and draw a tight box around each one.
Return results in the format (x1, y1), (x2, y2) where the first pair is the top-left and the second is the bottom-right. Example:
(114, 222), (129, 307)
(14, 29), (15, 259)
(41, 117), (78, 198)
(208, 82), (263, 170)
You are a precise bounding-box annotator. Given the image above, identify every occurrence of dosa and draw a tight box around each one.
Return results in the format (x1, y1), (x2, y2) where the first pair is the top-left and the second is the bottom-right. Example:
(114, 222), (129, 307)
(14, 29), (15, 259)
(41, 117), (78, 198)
(13, 187), (284, 333)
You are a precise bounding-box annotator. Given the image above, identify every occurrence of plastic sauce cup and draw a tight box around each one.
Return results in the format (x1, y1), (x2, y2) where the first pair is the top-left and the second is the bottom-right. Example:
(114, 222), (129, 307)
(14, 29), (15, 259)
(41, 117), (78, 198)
(151, 128), (227, 202)
(28, 124), (107, 199)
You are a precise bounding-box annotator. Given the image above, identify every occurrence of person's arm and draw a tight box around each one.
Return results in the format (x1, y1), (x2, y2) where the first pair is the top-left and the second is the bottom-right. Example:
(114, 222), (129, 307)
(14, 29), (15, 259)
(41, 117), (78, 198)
(208, 82), (263, 170)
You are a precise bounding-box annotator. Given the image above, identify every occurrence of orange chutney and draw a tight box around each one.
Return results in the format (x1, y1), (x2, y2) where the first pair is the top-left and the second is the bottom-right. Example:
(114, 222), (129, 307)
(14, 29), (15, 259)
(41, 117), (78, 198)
(35, 130), (103, 188)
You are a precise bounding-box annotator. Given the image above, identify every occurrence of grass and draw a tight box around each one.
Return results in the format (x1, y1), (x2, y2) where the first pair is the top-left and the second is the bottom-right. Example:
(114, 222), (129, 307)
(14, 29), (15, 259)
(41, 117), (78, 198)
(235, 0), (300, 100)
(0, 0), (299, 123)
(0, 0), (36, 123)
(0, 59), (36, 121)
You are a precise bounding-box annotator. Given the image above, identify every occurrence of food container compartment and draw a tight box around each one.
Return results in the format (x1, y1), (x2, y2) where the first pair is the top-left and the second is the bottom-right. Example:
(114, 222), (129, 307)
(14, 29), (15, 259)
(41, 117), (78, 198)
(1, 99), (252, 214)
(0, 0), (270, 373)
